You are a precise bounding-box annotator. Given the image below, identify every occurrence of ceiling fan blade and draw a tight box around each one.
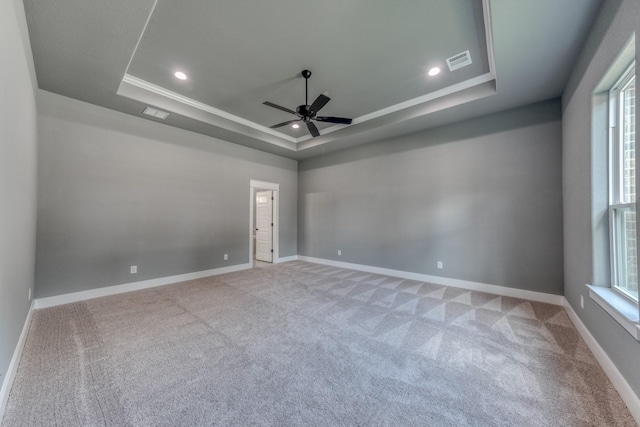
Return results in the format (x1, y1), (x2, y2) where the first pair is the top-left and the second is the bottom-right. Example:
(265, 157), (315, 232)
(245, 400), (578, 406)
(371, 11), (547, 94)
(263, 101), (297, 116)
(315, 116), (353, 125)
(307, 121), (320, 137)
(270, 119), (301, 129)
(310, 94), (330, 114)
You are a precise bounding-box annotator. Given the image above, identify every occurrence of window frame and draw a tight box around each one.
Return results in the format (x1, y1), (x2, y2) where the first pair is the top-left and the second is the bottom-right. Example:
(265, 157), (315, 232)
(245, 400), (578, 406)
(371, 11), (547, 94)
(608, 62), (637, 302)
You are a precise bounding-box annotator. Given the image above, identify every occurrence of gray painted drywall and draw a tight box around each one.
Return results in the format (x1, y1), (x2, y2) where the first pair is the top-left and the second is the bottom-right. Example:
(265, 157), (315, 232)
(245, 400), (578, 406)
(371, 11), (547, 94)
(0, 0), (38, 385)
(562, 0), (640, 397)
(35, 91), (297, 298)
(298, 99), (564, 295)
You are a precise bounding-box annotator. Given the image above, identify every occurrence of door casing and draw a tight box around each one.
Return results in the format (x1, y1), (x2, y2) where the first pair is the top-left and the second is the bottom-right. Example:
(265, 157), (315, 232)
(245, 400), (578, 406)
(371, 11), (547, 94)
(249, 180), (279, 267)
(255, 190), (273, 262)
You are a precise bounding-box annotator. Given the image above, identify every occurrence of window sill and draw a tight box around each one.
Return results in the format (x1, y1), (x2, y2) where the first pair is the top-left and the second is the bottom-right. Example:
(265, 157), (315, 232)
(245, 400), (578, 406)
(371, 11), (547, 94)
(587, 285), (640, 340)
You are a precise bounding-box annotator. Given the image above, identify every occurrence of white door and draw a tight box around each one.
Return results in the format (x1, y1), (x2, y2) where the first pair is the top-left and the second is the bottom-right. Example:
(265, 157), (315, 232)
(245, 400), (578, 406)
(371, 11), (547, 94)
(255, 190), (273, 262)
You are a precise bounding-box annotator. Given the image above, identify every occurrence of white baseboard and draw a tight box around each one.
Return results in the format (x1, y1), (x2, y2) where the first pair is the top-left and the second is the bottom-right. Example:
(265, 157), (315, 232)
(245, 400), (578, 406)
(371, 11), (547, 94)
(275, 255), (298, 264)
(0, 300), (34, 423)
(33, 263), (251, 309)
(563, 298), (640, 424)
(297, 256), (564, 305)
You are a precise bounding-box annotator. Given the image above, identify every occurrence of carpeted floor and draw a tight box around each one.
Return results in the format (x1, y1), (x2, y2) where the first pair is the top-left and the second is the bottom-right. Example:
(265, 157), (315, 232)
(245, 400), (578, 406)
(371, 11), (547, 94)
(2, 261), (636, 426)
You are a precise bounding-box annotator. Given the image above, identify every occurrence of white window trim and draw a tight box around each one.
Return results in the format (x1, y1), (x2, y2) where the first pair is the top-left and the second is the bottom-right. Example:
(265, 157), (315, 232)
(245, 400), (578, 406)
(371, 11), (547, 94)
(587, 285), (640, 340)
(589, 58), (639, 341)
(607, 63), (637, 302)
(608, 204), (638, 302)
(587, 57), (640, 341)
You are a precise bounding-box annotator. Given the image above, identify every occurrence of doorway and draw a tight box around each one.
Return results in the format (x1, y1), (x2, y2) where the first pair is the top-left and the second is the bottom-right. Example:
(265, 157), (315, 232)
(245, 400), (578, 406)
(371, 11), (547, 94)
(255, 190), (273, 263)
(249, 180), (279, 267)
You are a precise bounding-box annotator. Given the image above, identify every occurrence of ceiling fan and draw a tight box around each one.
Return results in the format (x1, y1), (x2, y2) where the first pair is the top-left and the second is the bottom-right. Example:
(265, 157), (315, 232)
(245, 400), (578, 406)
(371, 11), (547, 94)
(263, 70), (353, 137)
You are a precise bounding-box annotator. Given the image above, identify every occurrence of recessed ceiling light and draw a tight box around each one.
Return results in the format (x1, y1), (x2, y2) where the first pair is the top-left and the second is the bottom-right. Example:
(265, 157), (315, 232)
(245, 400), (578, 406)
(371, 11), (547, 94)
(174, 71), (187, 80)
(292, 124), (300, 129)
(428, 67), (441, 77)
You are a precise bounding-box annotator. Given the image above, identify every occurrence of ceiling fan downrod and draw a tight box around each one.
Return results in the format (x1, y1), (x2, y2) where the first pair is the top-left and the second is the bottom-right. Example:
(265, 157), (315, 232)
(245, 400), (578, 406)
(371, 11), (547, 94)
(302, 69), (312, 107)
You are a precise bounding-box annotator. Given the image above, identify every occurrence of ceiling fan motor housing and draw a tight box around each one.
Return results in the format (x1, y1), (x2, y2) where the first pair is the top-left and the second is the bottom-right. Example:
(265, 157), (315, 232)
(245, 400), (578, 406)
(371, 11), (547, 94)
(296, 104), (312, 117)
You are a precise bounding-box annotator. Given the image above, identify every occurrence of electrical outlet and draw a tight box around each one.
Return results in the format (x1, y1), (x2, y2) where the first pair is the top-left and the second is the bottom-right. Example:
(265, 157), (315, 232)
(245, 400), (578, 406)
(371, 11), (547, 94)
(28, 288), (32, 301)
(338, 250), (342, 256)
(580, 295), (584, 309)
(224, 254), (228, 261)
(130, 265), (137, 274)
(437, 261), (443, 269)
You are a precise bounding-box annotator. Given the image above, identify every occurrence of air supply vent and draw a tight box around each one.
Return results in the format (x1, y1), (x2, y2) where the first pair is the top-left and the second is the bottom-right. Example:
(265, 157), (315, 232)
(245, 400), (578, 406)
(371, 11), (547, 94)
(446, 50), (472, 71)
(142, 106), (169, 120)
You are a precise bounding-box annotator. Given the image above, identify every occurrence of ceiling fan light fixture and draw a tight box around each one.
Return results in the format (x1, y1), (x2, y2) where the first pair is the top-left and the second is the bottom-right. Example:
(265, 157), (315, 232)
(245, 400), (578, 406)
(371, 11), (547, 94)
(174, 71), (187, 80)
(292, 124), (300, 129)
(428, 67), (441, 77)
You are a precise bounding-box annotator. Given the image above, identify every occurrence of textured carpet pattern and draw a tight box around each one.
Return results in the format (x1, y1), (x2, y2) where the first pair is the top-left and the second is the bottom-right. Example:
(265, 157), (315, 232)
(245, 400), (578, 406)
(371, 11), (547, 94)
(3, 261), (636, 426)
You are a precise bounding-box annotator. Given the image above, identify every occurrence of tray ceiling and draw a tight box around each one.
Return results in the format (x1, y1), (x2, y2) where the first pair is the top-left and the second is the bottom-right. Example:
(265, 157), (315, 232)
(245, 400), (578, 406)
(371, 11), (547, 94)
(23, 0), (602, 159)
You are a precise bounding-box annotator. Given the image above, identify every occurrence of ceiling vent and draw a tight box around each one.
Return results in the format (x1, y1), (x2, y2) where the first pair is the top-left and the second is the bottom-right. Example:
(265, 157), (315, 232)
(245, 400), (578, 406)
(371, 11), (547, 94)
(142, 106), (169, 120)
(446, 50), (472, 71)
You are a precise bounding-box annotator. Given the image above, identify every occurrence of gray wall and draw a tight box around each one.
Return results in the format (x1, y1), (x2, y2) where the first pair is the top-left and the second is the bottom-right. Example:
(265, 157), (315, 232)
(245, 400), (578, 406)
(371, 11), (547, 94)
(35, 91), (297, 298)
(0, 0), (38, 383)
(562, 0), (640, 396)
(299, 99), (564, 295)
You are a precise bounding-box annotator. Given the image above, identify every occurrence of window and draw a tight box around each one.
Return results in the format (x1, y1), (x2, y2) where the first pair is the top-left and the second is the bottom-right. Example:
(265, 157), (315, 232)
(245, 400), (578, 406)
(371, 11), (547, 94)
(609, 63), (638, 301)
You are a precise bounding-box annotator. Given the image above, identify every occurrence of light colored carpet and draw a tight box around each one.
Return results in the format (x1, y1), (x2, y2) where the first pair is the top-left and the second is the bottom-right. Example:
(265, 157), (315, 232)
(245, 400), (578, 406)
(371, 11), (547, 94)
(2, 261), (636, 426)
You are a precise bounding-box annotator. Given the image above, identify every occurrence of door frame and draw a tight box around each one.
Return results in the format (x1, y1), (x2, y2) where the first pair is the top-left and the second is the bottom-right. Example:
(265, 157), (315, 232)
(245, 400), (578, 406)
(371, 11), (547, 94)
(249, 179), (279, 267)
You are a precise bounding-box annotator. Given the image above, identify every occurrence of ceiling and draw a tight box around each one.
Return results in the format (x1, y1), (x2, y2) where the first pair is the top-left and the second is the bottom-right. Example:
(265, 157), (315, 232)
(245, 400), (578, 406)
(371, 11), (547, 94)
(23, 0), (602, 159)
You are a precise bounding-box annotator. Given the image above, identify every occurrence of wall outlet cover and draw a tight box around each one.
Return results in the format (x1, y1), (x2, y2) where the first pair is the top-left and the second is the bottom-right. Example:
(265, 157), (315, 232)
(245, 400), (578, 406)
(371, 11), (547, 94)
(130, 265), (137, 274)
(437, 261), (443, 269)
(224, 254), (228, 260)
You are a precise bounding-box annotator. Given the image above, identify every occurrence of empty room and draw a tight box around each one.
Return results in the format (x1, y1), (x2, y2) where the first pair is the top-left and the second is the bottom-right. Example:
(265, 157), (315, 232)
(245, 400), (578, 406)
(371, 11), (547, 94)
(2, 0), (640, 425)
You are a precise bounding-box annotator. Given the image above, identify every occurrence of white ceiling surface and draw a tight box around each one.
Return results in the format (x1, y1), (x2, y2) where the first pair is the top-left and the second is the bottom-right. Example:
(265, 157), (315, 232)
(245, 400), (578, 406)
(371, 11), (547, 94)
(23, 0), (601, 159)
